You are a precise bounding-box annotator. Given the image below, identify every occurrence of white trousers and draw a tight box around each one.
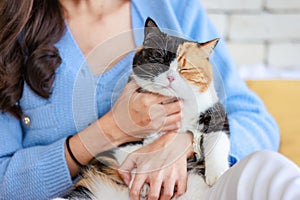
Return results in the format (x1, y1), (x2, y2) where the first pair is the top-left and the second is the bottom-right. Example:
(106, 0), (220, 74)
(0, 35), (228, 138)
(207, 150), (300, 200)
(54, 151), (300, 200)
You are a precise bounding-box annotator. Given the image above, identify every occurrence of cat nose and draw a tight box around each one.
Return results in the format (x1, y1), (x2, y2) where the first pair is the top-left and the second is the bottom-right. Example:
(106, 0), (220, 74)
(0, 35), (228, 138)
(167, 76), (175, 82)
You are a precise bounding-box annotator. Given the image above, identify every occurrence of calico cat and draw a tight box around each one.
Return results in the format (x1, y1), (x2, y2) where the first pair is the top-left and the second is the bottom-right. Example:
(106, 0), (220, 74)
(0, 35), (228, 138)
(62, 18), (230, 200)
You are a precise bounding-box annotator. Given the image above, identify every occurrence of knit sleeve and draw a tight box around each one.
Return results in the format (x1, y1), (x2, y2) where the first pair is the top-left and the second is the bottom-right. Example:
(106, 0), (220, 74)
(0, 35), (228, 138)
(172, 0), (280, 164)
(0, 112), (72, 199)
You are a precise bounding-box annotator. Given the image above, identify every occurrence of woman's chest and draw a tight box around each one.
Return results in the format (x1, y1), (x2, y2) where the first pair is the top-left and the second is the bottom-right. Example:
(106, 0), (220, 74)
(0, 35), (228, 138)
(19, 53), (133, 147)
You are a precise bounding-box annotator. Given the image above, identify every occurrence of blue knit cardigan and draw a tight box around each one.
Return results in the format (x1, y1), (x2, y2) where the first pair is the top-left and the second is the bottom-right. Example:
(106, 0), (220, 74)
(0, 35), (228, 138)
(0, 0), (279, 199)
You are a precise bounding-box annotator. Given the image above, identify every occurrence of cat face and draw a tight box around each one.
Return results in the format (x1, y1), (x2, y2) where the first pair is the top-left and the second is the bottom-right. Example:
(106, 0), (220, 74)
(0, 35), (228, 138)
(132, 18), (219, 98)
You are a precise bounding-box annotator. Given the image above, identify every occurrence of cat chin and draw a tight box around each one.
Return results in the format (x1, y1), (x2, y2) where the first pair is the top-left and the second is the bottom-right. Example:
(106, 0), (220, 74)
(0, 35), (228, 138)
(152, 87), (178, 97)
(132, 76), (178, 97)
(143, 86), (179, 98)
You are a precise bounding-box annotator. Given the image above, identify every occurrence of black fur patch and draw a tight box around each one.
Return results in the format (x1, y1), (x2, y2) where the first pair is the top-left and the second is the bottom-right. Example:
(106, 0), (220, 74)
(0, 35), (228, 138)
(198, 102), (230, 135)
(187, 156), (205, 176)
(132, 31), (186, 80)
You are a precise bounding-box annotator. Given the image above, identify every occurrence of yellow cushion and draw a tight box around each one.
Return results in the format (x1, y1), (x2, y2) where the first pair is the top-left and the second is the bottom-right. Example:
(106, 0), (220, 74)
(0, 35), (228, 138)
(246, 80), (300, 166)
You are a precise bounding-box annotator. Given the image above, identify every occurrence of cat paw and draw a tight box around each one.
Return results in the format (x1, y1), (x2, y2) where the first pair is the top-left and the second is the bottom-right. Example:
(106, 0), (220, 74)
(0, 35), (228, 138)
(140, 183), (150, 200)
(205, 172), (221, 186)
(205, 166), (229, 186)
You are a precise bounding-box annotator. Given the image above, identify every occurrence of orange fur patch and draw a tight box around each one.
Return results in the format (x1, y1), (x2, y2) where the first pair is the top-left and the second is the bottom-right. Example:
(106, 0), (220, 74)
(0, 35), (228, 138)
(177, 42), (213, 92)
(76, 156), (126, 190)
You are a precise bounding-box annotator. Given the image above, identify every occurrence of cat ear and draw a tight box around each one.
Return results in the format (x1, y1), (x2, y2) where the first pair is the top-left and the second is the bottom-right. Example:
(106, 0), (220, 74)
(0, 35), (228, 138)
(145, 17), (159, 29)
(201, 38), (220, 56)
(144, 17), (162, 39)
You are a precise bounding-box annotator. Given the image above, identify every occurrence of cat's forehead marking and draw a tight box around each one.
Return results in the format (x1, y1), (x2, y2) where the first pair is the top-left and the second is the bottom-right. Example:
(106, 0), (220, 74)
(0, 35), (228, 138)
(176, 42), (213, 93)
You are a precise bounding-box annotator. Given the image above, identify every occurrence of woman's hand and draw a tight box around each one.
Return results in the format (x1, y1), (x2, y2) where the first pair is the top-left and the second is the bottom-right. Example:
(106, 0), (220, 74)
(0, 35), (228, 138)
(100, 81), (182, 144)
(118, 132), (194, 200)
(68, 81), (182, 177)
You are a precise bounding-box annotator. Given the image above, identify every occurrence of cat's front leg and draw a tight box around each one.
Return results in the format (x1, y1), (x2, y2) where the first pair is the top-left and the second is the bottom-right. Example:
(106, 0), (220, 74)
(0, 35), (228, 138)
(203, 131), (230, 186)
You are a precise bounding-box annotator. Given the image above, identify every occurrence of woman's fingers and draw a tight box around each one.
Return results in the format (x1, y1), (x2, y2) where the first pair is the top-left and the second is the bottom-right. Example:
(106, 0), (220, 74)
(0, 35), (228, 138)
(155, 112), (181, 132)
(148, 177), (163, 200)
(130, 174), (148, 200)
(148, 106), (181, 132)
(149, 99), (181, 118)
(174, 171), (188, 198)
(160, 178), (176, 200)
(162, 100), (181, 116)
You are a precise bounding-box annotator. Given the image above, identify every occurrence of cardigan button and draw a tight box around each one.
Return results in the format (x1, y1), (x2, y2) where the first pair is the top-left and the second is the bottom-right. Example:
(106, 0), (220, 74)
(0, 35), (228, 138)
(23, 115), (31, 127)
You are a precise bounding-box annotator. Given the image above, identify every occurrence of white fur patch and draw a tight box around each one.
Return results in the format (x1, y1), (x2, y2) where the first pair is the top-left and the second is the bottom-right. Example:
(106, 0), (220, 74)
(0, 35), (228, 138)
(176, 173), (209, 200)
(202, 131), (230, 186)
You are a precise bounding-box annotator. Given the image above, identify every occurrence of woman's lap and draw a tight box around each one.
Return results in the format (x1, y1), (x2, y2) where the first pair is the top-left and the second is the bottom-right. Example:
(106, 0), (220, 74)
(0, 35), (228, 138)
(207, 150), (300, 200)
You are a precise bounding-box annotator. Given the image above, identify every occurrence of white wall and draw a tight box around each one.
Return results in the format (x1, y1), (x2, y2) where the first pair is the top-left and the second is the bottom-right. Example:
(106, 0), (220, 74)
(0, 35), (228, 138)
(201, 0), (300, 79)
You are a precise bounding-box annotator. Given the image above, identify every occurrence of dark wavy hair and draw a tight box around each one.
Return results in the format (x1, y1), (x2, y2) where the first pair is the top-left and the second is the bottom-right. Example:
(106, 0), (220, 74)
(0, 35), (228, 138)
(0, 0), (66, 119)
